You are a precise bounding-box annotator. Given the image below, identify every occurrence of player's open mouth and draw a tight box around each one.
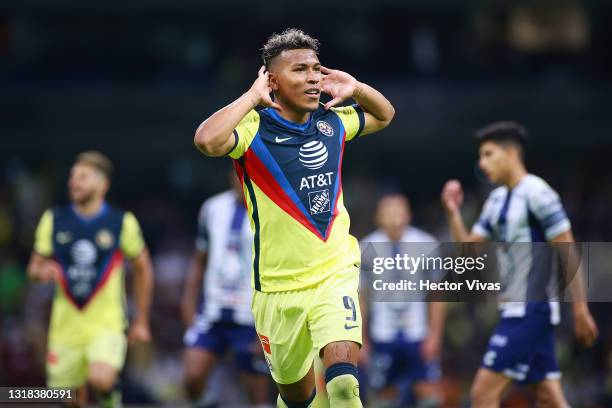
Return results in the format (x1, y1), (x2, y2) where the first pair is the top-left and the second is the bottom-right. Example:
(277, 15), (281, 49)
(304, 89), (320, 97)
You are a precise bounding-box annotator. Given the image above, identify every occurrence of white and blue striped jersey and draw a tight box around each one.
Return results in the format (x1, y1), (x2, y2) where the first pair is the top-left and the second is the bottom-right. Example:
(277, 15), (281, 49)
(471, 174), (571, 323)
(196, 190), (254, 325)
(361, 227), (437, 343)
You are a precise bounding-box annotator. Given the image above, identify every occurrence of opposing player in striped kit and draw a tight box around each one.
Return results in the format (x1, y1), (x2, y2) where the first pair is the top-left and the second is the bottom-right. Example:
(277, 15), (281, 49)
(441, 122), (598, 407)
(181, 172), (270, 406)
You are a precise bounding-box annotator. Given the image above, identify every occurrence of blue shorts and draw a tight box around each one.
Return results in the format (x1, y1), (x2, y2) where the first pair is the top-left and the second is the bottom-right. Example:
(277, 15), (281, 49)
(482, 309), (560, 384)
(369, 339), (441, 390)
(184, 315), (268, 374)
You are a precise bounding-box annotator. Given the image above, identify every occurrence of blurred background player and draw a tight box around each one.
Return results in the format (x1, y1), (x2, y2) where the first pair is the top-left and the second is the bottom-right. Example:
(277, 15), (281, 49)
(194, 28), (394, 407)
(26, 151), (153, 407)
(440, 122), (599, 407)
(181, 170), (271, 407)
(360, 194), (445, 408)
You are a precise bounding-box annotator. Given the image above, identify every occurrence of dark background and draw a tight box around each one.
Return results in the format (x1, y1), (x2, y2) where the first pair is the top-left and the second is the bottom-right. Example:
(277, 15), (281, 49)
(1, 0), (612, 406)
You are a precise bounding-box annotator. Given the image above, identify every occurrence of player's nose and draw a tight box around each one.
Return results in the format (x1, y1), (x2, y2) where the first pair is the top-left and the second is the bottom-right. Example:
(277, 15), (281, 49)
(306, 70), (320, 83)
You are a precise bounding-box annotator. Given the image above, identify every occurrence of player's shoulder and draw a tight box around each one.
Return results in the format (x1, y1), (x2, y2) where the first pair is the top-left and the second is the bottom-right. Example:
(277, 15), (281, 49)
(240, 108), (262, 123)
(521, 174), (556, 193)
(404, 226), (437, 243)
(520, 174), (561, 207)
(485, 186), (508, 204)
(106, 203), (127, 217)
(360, 229), (389, 244)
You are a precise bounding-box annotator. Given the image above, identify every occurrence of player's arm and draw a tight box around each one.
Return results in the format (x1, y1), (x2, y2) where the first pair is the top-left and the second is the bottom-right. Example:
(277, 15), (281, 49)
(321, 66), (395, 135)
(27, 209), (60, 283)
(441, 180), (487, 243)
(181, 250), (207, 326)
(27, 252), (61, 283)
(128, 248), (153, 344)
(422, 302), (446, 361)
(550, 230), (598, 346)
(194, 66), (281, 157)
(120, 212), (153, 344)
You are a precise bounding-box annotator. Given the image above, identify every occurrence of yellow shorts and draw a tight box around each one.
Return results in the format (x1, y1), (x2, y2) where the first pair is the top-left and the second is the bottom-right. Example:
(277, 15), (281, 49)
(252, 265), (362, 384)
(46, 331), (127, 388)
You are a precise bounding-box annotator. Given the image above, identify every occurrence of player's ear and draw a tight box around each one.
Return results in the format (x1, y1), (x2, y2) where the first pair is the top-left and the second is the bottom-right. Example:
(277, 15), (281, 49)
(268, 71), (279, 91)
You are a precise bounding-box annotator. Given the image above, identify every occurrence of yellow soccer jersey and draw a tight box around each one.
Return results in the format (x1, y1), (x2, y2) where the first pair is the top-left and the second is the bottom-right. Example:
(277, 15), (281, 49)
(227, 104), (366, 292)
(34, 203), (144, 345)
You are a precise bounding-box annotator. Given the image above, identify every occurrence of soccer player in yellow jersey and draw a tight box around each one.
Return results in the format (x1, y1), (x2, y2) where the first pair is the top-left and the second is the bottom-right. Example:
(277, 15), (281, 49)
(194, 29), (394, 407)
(27, 151), (154, 407)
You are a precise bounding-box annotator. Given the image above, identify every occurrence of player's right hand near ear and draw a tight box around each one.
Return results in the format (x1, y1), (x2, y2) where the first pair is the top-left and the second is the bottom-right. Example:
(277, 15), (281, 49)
(441, 179), (464, 214)
(246, 66), (281, 111)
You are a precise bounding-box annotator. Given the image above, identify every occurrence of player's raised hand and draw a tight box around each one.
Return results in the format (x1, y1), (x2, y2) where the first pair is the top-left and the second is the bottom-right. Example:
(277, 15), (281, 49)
(441, 180), (464, 214)
(320, 66), (358, 110)
(573, 307), (599, 347)
(247, 66), (282, 111)
(128, 319), (152, 345)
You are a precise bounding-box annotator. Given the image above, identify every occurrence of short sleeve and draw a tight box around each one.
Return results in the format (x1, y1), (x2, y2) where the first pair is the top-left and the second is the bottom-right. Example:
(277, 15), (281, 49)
(471, 197), (495, 240)
(120, 212), (145, 259)
(332, 104), (365, 141)
(528, 182), (571, 240)
(195, 203), (209, 252)
(228, 109), (261, 159)
(34, 209), (53, 257)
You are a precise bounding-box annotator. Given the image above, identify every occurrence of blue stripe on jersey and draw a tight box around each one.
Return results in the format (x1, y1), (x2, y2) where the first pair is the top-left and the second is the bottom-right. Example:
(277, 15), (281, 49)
(249, 135), (320, 233)
(527, 208), (553, 300)
(497, 190), (513, 242)
(541, 210), (567, 231)
(230, 203), (246, 232)
(238, 158), (261, 291)
(527, 209), (546, 243)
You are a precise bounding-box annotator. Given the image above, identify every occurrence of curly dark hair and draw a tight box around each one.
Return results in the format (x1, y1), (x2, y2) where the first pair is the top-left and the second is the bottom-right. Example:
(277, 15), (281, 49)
(261, 28), (319, 69)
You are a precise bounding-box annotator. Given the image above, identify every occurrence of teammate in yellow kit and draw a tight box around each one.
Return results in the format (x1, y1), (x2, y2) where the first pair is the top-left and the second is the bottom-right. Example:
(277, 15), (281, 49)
(27, 151), (154, 407)
(194, 29), (394, 407)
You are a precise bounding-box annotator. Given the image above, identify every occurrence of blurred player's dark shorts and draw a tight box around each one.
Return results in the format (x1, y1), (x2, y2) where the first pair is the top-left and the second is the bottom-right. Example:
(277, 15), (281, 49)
(369, 339), (441, 390)
(482, 305), (560, 384)
(184, 316), (268, 375)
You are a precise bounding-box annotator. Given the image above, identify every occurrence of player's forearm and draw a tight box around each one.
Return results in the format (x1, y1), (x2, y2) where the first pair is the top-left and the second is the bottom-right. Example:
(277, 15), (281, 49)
(27, 253), (49, 281)
(552, 232), (588, 305)
(428, 302), (446, 340)
(562, 247), (590, 319)
(446, 210), (470, 242)
(27, 258), (43, 280)
(181, 255), (205, 318)
(353, 81), (395, 125)
(194, 90), (258, 156)
(131, 249), (153, 324)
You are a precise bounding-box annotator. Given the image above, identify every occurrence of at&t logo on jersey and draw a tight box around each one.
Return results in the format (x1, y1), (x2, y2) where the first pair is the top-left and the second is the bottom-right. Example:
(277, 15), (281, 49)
(71, 239), (97, 265)
(299, 140), (328, 170)
(316, 120), (334, 137)
(68, 239), (97, 297)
